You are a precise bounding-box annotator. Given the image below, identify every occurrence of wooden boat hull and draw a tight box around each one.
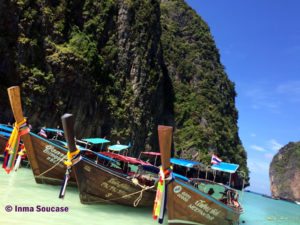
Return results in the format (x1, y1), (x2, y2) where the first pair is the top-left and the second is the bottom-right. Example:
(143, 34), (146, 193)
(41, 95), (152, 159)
(167, 179), (240, 225)
(26, 132), (76, 186)
(74, 157), (156, 207)
(0, 135), (7, 157)
(7, 86), (76, 185)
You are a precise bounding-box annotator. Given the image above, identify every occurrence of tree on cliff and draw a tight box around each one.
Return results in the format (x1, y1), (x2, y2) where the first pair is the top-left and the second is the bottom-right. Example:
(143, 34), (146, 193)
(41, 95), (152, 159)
(0, 0), (249, 182)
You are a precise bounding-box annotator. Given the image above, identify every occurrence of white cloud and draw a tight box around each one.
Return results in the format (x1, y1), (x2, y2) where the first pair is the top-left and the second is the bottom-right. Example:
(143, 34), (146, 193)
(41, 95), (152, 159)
(268, 139), (283, 151)
(277, 81), (300, 103)
(248, 160), (269, 173)
(245, 88), (281, 112)
(250, 145), (266, 152)
(250, 133), (256, 137)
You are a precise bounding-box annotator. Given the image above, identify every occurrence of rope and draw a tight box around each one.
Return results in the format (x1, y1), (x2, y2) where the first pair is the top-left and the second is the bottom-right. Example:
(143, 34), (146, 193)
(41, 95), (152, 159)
(131, 177), (154, 207)
(64, 148), (80, 166)
(35, 146), (82, 178)
(36, 145), (99, 178)
(36, 155), (67, 178)
(85, 184), (155, 206)
(3, 119), (29, 173)
(33, 148), (110, 178)
(26, 146), (153, 206)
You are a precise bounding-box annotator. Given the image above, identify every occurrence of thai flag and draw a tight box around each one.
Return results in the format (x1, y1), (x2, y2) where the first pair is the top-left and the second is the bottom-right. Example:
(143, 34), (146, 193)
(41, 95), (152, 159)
(211, 154), (222, 164)
(38, 128), (47, 138)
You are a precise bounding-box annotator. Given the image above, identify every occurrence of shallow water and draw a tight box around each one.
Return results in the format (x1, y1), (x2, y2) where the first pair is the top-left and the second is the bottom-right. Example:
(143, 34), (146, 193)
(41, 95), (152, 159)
(0, 166), (299, 225)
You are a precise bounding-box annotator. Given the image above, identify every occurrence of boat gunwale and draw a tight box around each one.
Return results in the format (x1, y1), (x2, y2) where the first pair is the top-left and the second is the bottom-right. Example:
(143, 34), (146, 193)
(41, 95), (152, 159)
(175, 179), (242, 215)
(79, 156), (156, 193)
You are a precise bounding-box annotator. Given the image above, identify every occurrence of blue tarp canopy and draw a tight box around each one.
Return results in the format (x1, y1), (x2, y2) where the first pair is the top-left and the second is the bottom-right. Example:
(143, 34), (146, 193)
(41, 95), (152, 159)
(211, 162), (239, 173)
(0, 131), (10, 137)
(170, 158), (202, 168)
(44, 128), (64, 134)
(0, 124), (13, 132)
(173, 172), (189, 182)
(108, 144), (129, 152)
(139, 165), (160, 174)
(82, 138), (110, 145)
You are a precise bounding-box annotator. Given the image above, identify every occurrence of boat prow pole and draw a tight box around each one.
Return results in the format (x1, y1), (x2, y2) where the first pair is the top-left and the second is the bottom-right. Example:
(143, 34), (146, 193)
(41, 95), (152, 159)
(59, 113), (79, 198)
(157, 125), (173, 170)
(154, 125), (173, 223)
(7, 86), (40, 175)
(61, 114), (77, 154)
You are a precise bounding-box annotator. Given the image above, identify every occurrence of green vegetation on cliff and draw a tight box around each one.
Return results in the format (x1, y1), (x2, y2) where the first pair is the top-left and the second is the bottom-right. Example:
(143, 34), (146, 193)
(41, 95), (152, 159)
(270, 142), (300, 201)
(0, 0), (248, 181)
(160, 0), (248, 177)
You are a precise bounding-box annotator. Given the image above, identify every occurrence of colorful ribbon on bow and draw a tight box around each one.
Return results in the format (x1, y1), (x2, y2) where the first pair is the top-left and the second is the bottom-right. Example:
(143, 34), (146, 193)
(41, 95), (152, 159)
(59, 148), (80, 198)
(153, 166), (173, 224)
(2, 119), (29, 174)
(14, 144), (26, 171)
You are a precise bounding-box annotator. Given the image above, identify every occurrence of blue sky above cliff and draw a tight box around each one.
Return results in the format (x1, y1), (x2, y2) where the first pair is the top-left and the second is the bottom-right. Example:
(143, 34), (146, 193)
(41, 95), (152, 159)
(186, 0), (300, 194)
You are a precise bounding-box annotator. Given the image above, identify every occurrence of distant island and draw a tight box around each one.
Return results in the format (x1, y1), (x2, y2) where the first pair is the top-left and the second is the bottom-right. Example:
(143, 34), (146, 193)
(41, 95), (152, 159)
(270, 141), (300, 202)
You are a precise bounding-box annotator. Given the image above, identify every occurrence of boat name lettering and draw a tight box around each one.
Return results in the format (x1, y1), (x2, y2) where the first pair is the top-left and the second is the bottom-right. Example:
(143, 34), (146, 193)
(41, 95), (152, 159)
(84, 165), (91, 172)
(43, 145), (65, 167)
(187, 200), (221, 221)
(175, 191), (191, 202)
(100, 178), (132, 199)
(173, 185), (182, 193)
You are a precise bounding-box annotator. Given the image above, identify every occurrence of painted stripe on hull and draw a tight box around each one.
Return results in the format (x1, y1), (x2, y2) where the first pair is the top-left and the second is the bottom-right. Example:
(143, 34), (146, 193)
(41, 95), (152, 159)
(169, 219), (204, 225)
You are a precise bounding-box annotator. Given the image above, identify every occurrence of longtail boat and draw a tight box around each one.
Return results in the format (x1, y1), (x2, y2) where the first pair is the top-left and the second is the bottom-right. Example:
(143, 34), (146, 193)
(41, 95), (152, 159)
(7, 86), (76, 185)
(61, 113), (158, 207)
(0, 125), (12, 156)
(154, 125), (243, 225)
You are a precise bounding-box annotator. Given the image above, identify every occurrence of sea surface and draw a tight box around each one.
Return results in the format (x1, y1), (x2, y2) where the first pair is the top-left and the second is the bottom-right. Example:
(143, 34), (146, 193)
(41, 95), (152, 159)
(0, 166), (299, 225)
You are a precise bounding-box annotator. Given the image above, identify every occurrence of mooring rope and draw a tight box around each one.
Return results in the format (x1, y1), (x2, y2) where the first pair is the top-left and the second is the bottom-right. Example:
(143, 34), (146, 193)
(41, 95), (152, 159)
(81, 178), (155, 206)
(131, 178), (154, 207)
(27, 147), (155, 207)
(111, 183), (155, 207)
(35, 147), (98, 178)
(36, 155), (67, 178)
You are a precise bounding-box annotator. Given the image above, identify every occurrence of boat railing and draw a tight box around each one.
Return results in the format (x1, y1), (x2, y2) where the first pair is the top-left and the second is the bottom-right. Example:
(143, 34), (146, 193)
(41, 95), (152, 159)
(75, 139), (93, 149)
(189, 178), (243, 211)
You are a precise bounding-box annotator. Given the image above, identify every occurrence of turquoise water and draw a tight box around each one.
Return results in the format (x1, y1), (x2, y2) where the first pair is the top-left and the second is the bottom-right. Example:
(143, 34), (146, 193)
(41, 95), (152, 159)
(0, 167), (299, 225)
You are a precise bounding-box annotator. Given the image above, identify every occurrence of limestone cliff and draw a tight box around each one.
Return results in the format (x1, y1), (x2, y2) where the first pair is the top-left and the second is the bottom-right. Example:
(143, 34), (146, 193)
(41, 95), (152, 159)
(0, 0), (248, 181)
(270, 142), (300, 201)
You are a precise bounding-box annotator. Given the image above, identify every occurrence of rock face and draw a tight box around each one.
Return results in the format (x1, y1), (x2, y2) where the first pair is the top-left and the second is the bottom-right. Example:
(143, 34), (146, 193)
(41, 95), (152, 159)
(270, 142), (300, 201)
(0, 0), (248, 180)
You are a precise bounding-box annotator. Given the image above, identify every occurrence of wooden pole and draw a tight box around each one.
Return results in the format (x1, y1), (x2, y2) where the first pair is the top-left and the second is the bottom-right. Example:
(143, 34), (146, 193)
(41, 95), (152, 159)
(7, 86), (40, 175)
(59, 113), (77, 198)
(157, 125), (173, 170)
(157, 125), (173, 221)
(61, 114), (77, 154)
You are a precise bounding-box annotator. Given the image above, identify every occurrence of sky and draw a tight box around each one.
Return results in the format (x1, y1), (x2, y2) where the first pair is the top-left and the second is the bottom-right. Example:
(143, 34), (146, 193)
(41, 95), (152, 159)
(186, 0), (300, 194)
